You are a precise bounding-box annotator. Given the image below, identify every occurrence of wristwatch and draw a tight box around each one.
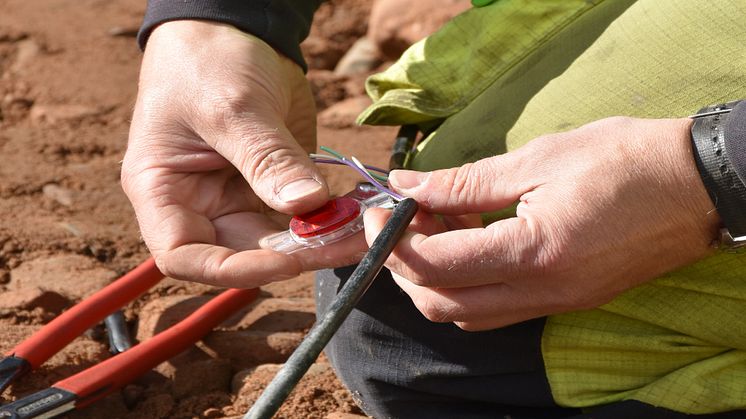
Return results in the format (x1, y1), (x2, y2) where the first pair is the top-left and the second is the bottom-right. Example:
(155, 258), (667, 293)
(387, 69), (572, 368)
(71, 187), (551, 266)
(690, 100), (746, 249)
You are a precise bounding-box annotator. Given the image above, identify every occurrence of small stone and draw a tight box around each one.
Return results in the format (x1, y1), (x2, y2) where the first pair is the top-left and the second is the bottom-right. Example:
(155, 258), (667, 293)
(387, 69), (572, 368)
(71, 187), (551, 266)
(47, 338), (109, 368)
(318, 96), (372, 128)
(334, 37), (381, 76)
(11, 38), (42, 73)
(204, 330), (305, 369)
(202, 407), (222, 418)
(0, 287), (69, 313)
(29, 104), (105, 124)
(9, 254), (118, 300)
(136, 294), (210, 341)
(42, 183), (74, 206)
(301, 35), (346, 70)
(305, 362), (332, 378)
(368, 0), (470, 60)
(307, 69), (348, 111)
(231, 364), (282, 393)
(223, 297), (316, 331)
(107, 26), (139, 37)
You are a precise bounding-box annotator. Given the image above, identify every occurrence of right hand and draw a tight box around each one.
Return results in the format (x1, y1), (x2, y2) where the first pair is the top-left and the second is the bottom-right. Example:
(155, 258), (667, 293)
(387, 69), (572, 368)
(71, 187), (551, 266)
(122, 21), (367, 287)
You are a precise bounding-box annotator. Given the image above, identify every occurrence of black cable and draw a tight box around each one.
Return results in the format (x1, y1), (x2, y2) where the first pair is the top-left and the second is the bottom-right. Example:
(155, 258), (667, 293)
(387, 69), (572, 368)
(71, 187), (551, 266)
(104, 310), (133, 354)
(244, 197), (418, 419)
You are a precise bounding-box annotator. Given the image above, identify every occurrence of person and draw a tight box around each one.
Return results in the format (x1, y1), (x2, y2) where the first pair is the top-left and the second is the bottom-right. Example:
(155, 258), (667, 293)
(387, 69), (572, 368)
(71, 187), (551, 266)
(123, 1), (746, 417)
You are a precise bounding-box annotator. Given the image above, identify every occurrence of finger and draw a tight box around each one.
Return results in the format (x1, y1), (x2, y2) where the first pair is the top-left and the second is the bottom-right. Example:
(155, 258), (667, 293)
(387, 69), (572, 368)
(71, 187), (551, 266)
(387, 153), (535, 215)
(364, 208), (539, 288)
(202, 113), (329, 215)
(213, 212), (286, 250)
(391, 273), (551, 330)
(442, 213), (483, 230)
(406, 210), (450, 236)
(157, 244), (302, 288)
(292, 232), (369, 270)
(122, 169), (301, 286)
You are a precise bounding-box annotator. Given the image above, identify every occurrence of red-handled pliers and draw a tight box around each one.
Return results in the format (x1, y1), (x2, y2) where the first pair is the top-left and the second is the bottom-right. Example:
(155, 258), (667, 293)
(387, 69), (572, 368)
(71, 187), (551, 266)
(0, 258), (259, 418)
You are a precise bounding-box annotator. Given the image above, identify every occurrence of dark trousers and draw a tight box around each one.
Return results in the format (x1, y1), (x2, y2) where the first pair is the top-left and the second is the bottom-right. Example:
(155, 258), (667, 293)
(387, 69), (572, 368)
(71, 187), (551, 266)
(316, 266), (746, 419)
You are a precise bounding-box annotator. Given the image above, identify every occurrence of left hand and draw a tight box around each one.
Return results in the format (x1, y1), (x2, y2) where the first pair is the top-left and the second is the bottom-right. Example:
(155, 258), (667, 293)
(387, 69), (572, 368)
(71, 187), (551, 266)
(364, 117), (721, 331)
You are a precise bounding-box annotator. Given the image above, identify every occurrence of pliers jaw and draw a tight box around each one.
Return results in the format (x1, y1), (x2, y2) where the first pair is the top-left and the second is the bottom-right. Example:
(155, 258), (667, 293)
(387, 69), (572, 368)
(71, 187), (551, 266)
(0, 357), (30, 395)
(0, 388), (76, 419)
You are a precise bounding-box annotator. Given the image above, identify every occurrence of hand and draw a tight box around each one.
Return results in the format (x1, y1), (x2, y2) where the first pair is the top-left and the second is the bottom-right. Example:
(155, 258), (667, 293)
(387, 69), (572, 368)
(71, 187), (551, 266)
(364, 117), (721, 330)
(122, 21), (366, 287)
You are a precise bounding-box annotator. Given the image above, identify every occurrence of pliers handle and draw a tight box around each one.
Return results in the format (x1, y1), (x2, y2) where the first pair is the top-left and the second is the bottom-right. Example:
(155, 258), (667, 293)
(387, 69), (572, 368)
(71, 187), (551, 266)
(0, 287), (259, 418)
(0, 258), (164, 394)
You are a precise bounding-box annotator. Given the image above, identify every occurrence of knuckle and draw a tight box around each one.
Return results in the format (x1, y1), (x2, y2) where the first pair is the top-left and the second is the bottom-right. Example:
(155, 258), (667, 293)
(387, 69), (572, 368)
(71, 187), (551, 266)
(153, 254), (176, 279)
(443, 163), (482, 207)
(416, 296), (450, 323)
(237, 142), (296, 187)
(456, 321), (489, 332)
(602, 115), (633, 126)
(397, 254), (449, 288)
(200, 97), (242, 132)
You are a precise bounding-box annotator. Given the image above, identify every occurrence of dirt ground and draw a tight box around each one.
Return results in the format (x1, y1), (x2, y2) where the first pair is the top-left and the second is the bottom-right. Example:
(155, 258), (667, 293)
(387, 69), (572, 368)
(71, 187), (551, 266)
(0, 0), (398, 417)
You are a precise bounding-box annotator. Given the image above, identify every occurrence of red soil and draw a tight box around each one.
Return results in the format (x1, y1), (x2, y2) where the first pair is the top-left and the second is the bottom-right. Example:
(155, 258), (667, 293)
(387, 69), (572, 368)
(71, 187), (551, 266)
(0, 1), (396, 417)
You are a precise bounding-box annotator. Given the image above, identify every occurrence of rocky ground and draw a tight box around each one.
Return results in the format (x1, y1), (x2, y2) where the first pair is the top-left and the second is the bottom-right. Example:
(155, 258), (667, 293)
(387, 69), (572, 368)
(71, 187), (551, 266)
(0, 0), (467, 417)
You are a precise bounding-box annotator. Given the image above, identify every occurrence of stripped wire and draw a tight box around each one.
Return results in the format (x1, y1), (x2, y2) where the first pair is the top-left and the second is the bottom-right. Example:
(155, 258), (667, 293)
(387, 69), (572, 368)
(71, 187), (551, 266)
(311, 147), (404, 201)
(318, 146), (389, 180)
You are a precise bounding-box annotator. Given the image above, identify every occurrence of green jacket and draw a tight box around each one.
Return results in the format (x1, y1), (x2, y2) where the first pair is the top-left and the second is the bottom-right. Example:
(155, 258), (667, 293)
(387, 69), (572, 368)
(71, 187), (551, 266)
(359, 0), (746, 414)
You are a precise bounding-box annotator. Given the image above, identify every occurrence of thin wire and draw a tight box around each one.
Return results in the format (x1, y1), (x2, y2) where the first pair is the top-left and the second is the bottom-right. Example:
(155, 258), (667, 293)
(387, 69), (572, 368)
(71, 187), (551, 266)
(319, 145), (347, 160)
(309, 154), (389, 178)
(317, 147), (390, 177)
(350, 156), (404, 201)
(309, 151), (402, 200)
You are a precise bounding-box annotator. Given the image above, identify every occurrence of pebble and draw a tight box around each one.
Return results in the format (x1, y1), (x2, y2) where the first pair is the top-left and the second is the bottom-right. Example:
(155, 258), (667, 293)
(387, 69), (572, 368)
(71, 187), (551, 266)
(10, 38), (42, 74)
(231, 364), (282, 393)
(136, 294), (210, 341)
(107, 26), (139, 37)
(307, 69), (348, 110)
(226, 296), (316, 331)
(42, 183), (74, 206)
(318, 96), (372, 128)
(202, 407), (223, 418)
(9, 254), (117, 300)
(334, 37), (381, 76)
(0, 287), (69, 313)
(368, 0), (471, 59)
(29, 104), (104, 124)
(204, 330), (305, 369)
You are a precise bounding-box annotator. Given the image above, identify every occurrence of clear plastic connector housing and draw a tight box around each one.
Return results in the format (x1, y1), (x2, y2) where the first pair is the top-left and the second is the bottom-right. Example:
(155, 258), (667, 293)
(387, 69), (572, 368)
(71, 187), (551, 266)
(261, 185), (395, 254)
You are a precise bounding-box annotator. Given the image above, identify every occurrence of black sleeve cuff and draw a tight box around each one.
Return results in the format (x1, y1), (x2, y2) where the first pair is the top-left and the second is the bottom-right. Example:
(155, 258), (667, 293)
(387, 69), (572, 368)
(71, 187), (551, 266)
(691, 100), (746, 239)
(138, 0), (322, 72)
(724, 101), (746, 188)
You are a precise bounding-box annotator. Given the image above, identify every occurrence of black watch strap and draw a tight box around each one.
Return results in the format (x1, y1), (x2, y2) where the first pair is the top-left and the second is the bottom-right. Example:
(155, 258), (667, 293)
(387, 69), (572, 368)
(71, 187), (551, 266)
(690, 100), (746, 247)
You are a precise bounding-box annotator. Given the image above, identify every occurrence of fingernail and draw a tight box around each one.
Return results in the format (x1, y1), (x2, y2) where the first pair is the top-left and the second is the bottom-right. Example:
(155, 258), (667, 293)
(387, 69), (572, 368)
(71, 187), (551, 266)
(390, 170), (428, 190)
(278, 178), (324, 203)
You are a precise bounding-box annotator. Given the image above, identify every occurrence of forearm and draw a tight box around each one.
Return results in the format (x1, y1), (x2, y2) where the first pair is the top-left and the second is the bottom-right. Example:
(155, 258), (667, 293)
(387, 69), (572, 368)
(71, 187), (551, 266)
(138, 0), (323, 71)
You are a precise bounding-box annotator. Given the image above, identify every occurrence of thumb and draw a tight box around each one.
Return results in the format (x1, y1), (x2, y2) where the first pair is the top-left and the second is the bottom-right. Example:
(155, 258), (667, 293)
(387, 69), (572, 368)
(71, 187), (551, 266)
(208, 114), (329, 215)
(388, 155), (530, 215)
